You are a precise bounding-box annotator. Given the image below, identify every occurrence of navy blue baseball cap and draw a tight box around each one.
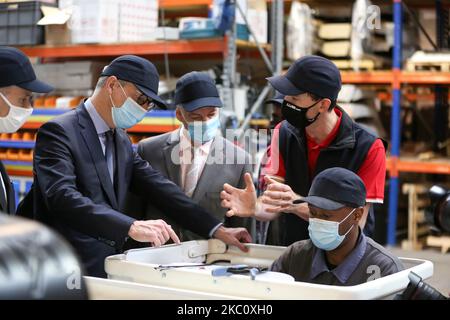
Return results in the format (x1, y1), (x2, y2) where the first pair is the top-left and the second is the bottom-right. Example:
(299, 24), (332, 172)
(298, 167), (366, 210)
(101, 55), (167, 109)
(174, 71), (223, 112)
(267, 55), (342, 101)
(265, 91), (284, 105)
(0, 47), (53, 93)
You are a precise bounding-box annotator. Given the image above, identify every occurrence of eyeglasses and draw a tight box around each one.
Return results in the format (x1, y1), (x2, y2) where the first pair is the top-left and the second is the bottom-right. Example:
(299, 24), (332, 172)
(135, 90), (156, 111)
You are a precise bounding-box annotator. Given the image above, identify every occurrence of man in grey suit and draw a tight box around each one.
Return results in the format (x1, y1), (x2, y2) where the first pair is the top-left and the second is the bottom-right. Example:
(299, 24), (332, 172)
(132, 71), (254, 241)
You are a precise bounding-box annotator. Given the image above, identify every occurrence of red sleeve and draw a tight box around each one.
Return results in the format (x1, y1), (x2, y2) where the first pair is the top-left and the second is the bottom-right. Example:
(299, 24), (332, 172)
(357, 139), (386, 203)
(261, 122), (286, 180)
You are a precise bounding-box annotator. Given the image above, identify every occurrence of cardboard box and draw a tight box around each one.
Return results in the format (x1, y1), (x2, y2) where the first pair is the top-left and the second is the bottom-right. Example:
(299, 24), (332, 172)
(212, 0), (267, 43)
(119, 0), (158, 42)
(37, 5), (71, 45)
(69, 0), (119, 44)
(152, 27), (179, 40)
(33, 61), (104, 91)
(418, 9), (436, 52)
(236, 0), (267, 44)
(40, 0), (159, 44)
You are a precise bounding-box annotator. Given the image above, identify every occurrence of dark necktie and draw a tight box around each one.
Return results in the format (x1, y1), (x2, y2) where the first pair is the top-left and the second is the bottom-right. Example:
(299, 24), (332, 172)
(0, 169), (7, 212)
(104, 129), (116, 185)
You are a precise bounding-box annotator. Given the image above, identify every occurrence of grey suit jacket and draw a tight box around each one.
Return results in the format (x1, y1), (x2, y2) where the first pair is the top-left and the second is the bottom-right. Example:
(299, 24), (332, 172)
(129, 129), (254, 241)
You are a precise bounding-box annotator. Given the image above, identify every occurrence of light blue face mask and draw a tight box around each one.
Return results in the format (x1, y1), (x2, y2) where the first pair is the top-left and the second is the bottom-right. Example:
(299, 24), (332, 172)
(110, 83), (147, 129)
(308, 208), (356, 251)
(185, 115), (220, 144)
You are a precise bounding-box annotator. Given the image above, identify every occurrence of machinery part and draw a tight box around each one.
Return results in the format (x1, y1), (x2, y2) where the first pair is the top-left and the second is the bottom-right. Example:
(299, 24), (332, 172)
(428, 185), (450, 234)
(396, 272), (448, 300)
(0, 214), (88, 300)
(211, 264), (267, 280)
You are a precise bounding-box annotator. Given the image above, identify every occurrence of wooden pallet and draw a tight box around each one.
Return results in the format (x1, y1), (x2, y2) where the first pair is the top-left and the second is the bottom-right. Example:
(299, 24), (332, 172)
(427, 235), (450, 254)
(318, 23), (352, 40)
(333, 59), (376, 71)
(401, 184), (431, 251)
(332, 54), (386, 71)
(406, 51), (450, 72)
(406, 61), (450, 72)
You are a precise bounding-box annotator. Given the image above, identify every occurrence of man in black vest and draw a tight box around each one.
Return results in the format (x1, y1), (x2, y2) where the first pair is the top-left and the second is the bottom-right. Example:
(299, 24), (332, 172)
(0, 47), (53, 215)
(221, 55), (386, 246)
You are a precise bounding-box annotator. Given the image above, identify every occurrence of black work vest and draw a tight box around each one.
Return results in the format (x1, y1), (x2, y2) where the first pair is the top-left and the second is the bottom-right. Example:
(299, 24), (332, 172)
(276, 107), (386, 245)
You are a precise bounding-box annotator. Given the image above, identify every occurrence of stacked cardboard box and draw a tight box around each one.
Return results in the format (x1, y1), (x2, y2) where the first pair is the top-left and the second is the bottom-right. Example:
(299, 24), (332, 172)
(33, 61), (104, 92)
(39, 0), (159, 44)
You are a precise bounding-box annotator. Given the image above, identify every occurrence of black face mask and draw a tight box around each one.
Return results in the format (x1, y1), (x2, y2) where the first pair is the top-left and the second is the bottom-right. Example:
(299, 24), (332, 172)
(281, 99), (322, 129)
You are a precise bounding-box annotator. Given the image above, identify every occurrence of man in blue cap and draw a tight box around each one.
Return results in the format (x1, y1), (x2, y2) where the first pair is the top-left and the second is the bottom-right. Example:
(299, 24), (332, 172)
(265, 91), (284, 130)
(128, 71), (254, 241)
(270, 167), (402, 285)
(20, 56), (251, 277)
(0, 47), (53, 215)
(221, 55), (387, 245)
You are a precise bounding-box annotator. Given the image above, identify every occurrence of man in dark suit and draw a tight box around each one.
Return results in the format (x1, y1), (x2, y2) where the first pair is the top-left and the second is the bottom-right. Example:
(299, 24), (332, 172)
(26, 55), (251, 277)
(0, 47), (53, 215)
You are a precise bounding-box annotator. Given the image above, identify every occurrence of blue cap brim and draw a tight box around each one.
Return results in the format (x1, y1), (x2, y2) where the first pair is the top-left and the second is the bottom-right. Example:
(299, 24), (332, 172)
(266, 75), (306, 96)
(136, 84), (168, 110)
(17, 79), (53, 93)
(298, 195), (346, 211)
(181, 96), (223, 112)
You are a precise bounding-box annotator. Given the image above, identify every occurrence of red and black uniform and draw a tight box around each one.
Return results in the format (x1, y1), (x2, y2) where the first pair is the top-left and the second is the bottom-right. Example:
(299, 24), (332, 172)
(262, 107), (387, 245)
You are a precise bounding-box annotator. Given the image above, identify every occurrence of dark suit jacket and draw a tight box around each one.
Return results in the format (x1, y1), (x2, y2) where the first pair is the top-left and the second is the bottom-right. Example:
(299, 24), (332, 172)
(127, 130), (254, 241)
(0, 160), (16, 214)
(29, 103), (221, 277)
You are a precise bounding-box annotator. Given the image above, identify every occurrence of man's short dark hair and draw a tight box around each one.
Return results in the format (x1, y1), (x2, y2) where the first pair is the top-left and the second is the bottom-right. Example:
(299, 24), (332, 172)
(307, 92), (336, 111)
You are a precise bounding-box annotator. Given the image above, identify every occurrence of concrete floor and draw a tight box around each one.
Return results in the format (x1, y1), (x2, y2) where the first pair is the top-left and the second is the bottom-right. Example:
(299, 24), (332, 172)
(389, 246), (450, 297)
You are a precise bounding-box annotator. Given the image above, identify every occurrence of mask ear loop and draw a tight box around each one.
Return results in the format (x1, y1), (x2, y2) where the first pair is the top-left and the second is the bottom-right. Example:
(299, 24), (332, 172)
(118, 82), (129, 100)
(305, 99), (323, 123)
(110, 81), (129, 109)
(339, 207), (357, 237)
(0, 92), (13, 110)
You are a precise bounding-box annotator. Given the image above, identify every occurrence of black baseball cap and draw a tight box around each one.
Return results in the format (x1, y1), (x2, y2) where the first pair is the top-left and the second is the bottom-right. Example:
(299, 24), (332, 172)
(267, 55), (342, 101)
(174, 71), (223, 112)
(265, 91), (284, 105)
(0, 47), (53, 93)
(298, 167), (366, 210)
(101, 55), (167, 109)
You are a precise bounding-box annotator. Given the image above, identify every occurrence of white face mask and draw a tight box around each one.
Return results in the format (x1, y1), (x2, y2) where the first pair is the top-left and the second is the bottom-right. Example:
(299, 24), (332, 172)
(0, 92), (33, 133)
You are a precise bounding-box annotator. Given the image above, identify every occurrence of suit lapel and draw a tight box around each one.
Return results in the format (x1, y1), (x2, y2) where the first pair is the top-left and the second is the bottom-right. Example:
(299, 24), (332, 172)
(0, 159), (12, 213)
(162, 130), (181, 186)
(77, 103), (119, 210)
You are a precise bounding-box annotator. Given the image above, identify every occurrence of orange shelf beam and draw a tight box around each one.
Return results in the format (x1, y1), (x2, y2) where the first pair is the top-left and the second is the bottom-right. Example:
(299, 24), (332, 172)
(22, 122), (180, 133)
(341, 71), (450, 85)
(7, 169), (33, 177)
(387, 158), (450, 175)
(21, 122), (43, 130)
(159, 0), (211, 8)
(340, 71), (393, 84)
(128, 124), (180, 133)
(400, 71), (450, 85)
(378, 91), (450, 102)
(18, 39), (228, 59)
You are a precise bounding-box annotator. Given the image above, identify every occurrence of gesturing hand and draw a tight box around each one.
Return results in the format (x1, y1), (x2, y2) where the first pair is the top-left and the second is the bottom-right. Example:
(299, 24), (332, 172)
(220, 173), (257, 218)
